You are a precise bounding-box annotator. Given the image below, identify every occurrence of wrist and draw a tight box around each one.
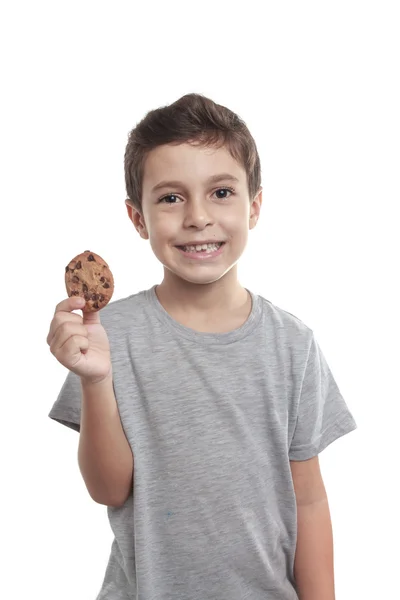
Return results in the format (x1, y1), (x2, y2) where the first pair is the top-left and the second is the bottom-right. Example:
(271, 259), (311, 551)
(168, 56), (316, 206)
(80, 370), (113, 388)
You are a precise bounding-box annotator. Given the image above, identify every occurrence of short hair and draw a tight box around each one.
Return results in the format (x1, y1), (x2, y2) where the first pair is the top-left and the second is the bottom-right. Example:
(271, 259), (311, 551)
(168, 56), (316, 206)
(124, 93), (261, 214)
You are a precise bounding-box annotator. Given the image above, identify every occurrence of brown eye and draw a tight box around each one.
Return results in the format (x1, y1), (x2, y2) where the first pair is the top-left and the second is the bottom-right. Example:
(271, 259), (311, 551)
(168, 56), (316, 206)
(214, 188), (233, 200)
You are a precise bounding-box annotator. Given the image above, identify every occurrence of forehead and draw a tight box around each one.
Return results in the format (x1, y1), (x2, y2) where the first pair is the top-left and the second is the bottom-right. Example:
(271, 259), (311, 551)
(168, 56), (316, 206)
(142, 142), (246, 188)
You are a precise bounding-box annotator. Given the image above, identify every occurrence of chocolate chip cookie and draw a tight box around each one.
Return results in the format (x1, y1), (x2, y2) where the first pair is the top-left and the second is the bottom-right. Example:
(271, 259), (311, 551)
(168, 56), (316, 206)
(65, 251), (114, 312)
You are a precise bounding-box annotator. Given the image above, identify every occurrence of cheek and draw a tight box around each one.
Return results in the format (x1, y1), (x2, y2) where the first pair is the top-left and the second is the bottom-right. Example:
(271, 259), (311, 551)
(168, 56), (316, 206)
(148, 215), (177, 246)
(223, 208), (249, 234)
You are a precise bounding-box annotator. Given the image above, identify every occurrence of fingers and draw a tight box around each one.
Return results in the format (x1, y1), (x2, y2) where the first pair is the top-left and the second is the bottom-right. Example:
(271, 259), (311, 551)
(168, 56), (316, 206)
(54, 296), (101, 326)
(47, 296), (101, 351)
(47, 296), (85, 344)
(49, 322), (88, 355)
(55, 296), (86, 315)
(47, 311), (83, 346)
(52, 335), (90, 367)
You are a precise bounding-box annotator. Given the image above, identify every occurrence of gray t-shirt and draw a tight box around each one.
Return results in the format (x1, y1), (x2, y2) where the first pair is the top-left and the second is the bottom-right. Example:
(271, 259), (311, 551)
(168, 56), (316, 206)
(49, 285), (357, 600)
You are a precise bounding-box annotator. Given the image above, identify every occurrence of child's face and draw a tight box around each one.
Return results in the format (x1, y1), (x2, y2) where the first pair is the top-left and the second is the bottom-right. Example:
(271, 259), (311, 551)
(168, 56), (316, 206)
(127, 142), (262, 286)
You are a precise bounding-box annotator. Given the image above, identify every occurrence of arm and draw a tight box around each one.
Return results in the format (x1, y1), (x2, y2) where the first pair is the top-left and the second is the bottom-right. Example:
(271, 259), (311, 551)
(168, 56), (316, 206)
(290, 457), (335, 600)
(78, 375), (134, 507)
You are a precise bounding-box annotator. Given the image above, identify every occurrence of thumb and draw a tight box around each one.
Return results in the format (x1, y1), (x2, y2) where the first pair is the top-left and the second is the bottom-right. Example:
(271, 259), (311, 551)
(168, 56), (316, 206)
(82, 308), (102, 326)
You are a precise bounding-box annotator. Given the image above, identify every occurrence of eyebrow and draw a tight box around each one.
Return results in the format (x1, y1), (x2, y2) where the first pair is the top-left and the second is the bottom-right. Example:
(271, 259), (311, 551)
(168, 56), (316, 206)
(151, 173), (240, 193)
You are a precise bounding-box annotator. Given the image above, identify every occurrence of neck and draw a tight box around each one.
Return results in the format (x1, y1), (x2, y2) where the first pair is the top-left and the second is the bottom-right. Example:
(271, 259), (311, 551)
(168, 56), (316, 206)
(156, 267), (248, 315)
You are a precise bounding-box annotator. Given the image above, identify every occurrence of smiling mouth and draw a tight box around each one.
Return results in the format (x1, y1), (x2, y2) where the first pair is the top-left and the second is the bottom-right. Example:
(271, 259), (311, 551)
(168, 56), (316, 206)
(176, 242), (225, 252)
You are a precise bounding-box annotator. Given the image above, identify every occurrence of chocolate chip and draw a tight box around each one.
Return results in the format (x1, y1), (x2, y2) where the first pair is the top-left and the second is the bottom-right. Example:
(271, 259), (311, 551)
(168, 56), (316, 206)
(71, 290), (79, 296)
(88, 254), (95, 262)
(93, 302), (99, 309)
(82, 284), (88, 292)
(65, 266), (69, 273)
(76, 261), (82, 269)
(84, 293), (90, 300)
(84, 250), (91, 253)
(103, 283), (110, 289)
(72, 275), (80, 283)
(98, 294), (104, 302)
(100, 277), (105, 283)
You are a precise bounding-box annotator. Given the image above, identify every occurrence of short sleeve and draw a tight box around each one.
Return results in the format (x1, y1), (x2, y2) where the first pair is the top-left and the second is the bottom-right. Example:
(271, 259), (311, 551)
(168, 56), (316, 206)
(48, 371), (82, 432)
(289, 333), (357, 461)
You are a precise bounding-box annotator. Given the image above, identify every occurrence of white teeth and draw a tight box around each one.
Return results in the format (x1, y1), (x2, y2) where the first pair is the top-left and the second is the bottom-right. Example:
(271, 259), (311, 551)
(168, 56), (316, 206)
(181, 242), (222, 253)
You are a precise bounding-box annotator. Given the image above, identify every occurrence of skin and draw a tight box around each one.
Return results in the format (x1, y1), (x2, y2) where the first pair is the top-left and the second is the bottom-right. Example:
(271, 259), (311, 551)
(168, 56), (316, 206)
(126, 142), (263, 331)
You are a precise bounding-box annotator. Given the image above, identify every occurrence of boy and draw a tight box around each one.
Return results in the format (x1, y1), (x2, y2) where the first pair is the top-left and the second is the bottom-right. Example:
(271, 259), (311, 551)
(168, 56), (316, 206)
(47, 93), (357, 600)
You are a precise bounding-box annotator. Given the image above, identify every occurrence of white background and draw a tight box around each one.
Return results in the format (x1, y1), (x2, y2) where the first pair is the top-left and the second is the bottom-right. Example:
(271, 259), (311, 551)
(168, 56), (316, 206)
(1, 1), (399, 598)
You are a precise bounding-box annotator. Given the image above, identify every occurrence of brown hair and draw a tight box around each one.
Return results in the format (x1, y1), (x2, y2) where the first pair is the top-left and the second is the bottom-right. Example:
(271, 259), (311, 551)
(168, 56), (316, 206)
(124, 93), (261, 214)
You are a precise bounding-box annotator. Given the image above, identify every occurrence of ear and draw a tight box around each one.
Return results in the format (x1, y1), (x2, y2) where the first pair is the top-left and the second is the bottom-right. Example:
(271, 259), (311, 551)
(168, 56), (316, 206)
(249, 187), (262, 230)
(125, 199), (149, 240)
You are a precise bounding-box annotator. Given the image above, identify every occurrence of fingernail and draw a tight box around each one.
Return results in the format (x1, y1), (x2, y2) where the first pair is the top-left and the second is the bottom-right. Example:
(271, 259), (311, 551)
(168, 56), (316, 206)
(76, 298), (85, 306)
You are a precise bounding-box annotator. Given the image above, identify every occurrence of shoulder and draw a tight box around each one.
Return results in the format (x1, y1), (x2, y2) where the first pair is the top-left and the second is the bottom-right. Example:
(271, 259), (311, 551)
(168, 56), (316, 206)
(256, 292), (314, 347)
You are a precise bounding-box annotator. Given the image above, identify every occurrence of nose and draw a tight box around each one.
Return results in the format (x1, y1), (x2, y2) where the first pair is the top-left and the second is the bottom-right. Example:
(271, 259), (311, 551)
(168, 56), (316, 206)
(183, 198), (214, 230)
